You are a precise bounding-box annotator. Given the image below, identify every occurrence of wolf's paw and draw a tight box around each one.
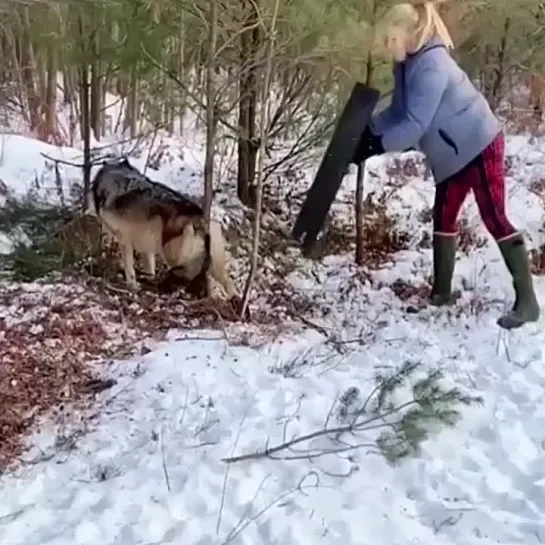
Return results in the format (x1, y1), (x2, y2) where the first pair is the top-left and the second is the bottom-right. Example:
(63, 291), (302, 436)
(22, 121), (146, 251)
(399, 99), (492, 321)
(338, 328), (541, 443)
(126, 279), (140, 292)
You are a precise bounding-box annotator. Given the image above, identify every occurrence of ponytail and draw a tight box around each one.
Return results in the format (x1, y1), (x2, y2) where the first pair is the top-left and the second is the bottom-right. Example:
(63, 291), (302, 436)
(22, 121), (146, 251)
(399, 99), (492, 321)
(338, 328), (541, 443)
(377, 0), (454, 54)
(413, 0), (454, 50)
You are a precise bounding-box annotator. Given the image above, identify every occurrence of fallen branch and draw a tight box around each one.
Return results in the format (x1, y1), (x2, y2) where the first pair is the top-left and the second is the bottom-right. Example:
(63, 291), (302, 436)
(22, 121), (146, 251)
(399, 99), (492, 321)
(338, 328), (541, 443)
(222, 362), (482, 464)
(221, 400), (415, 463)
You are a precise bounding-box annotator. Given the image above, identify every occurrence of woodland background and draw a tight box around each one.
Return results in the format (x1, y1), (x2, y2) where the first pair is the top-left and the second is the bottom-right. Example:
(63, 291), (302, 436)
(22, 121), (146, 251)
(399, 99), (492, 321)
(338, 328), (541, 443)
(0, 0), (543, 196)
(0, 0), (543, 272)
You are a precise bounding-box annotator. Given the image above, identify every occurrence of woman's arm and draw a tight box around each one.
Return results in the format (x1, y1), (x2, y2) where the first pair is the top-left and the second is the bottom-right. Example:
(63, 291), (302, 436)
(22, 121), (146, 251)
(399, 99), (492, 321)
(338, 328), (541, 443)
(381, 63), (448, 151)
(370, 100), (397, 135)
(370, 71), (399, 135)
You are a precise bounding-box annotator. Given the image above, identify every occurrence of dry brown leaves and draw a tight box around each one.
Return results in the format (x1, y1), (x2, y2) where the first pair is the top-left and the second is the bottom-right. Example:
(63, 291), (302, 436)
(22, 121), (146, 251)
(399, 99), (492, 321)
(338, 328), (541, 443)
(0, 287), (119, 471)
(0, 275), (251, 472)
(0, 268), (306, 472)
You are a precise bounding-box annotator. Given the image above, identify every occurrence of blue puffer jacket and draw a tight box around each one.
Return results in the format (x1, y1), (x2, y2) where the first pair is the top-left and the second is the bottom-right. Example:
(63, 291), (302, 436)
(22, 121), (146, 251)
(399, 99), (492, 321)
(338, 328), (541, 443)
(371, 36), (503, 183)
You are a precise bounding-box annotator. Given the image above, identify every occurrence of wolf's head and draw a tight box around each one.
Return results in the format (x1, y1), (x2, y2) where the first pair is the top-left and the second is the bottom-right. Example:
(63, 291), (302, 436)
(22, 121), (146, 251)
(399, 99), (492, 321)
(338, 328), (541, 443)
(162, 221), (209, 280)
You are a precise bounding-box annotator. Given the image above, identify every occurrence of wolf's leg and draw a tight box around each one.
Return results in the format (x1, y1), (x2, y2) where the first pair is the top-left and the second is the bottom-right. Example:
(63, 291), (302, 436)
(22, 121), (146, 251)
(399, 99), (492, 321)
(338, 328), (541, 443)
(206, 274), (215, 298)
(208, 246), (236, 298)
(121, 243), (138, 289)
(142, 252), (156, 277)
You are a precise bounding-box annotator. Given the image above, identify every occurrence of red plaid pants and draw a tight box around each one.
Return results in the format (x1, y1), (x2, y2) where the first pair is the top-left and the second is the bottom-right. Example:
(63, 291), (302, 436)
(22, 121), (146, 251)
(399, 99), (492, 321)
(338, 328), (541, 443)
(433, 132), (517, 241)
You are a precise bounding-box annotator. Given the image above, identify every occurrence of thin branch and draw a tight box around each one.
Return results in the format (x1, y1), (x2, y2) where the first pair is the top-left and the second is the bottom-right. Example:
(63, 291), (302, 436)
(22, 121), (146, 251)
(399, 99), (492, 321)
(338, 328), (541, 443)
(222, 398), (421, 463)
(140, 43), (238, 135)
(216, 408), (248, 534)
(160, 425), (171, 492)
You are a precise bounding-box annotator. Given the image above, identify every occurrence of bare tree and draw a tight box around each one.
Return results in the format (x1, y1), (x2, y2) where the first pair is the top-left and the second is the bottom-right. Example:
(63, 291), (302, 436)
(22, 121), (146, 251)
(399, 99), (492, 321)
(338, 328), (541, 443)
(236, 0), (261, 206)
(240, 0), (281, 318)
(203, 0), (219, 221)
(77, 9), (92, 202)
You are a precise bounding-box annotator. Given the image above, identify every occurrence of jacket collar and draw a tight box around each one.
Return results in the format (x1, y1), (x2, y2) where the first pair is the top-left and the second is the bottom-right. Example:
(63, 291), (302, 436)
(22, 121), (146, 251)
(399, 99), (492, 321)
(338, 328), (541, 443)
(405, 36), (446, 62)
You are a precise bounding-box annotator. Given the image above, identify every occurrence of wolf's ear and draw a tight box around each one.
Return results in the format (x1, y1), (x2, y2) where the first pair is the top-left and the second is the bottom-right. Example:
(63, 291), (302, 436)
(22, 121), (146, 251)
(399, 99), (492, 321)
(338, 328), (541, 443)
(120, 157), (131, 167)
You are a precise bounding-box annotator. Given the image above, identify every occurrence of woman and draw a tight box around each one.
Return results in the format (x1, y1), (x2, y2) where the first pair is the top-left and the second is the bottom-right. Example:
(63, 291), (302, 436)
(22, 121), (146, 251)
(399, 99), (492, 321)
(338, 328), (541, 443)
(358, 0), (540, 330)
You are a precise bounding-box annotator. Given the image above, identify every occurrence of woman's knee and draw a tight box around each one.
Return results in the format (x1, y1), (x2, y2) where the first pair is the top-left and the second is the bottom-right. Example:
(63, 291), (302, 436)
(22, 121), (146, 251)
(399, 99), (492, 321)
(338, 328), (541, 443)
(481, 211), (517, 241)
(433, 216), (458, 236)
(433, 184), (466, 235)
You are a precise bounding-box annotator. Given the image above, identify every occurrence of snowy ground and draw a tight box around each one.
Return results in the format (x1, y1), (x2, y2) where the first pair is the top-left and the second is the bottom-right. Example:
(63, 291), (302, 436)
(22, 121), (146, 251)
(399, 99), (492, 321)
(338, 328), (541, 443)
(2, 129), (545, 545)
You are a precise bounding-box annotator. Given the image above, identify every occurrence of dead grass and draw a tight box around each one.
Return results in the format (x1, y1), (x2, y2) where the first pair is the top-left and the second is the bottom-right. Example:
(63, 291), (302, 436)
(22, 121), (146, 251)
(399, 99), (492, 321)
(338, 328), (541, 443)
(359, 192), (411, 267)
(457, 219), (487, 254)
(384, 155), (428, 182)
(501, 106), (545, 137)
(56, 214), (103, 265)
(528, 177), (545, 197)
(529, 245), (545, 275)
(389, 278), (431, 303)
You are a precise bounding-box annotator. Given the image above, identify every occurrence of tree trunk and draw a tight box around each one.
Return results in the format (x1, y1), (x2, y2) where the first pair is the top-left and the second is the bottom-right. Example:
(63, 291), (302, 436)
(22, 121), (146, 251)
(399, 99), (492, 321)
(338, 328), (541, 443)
(20, 8), (41, 133)
(488, 17), (510, 113)
(240, 0), (281, 317)
(36, 50), (47, 112)
(44, 46), (57, 143)
(63, 69), (76, 105)
(178, 15), (187, 136)
(203, 0), (218, 221)
(530, 73), (544, 120)
(79, 65), (91, 201)
(237, 1), (260, 206)
(90, 38), (103, 141)
(125, 67), (138, 137)
(101, 65), (109, 137)
(78, 12), (92, 203)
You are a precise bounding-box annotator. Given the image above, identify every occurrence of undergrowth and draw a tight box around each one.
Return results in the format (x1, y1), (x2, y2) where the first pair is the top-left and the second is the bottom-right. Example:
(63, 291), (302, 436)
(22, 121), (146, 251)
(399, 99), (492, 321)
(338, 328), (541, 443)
(0, 198), (101, 281)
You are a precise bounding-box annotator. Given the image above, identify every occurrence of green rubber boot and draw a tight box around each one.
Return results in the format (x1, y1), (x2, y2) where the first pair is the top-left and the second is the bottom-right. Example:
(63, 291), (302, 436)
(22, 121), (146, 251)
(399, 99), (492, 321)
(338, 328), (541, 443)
(497, 235), (540, 329)
(430, 234), (457, 306)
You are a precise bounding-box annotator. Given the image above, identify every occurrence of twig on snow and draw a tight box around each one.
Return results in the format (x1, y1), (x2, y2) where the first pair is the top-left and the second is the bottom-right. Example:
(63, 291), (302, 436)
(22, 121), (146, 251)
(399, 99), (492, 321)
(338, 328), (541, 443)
(160, 425), (171, 492)
(216, 407), (249, 534)
(0, 506), (34, 524)
(432, 512), (464, 534)
(221, 471), (323, 545)
(296, 313), (330, 337)
(221, 473), (272, 544)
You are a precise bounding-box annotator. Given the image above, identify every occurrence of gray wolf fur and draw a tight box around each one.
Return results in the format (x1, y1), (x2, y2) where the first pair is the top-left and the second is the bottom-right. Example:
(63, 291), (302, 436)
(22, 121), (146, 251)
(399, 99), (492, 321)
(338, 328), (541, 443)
(85, 158), (236, 297)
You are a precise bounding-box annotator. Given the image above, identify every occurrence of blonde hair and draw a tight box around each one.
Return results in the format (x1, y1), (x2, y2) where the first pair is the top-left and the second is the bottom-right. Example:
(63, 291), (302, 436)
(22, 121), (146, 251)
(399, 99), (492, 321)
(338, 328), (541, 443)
(377, 0), (454, 54)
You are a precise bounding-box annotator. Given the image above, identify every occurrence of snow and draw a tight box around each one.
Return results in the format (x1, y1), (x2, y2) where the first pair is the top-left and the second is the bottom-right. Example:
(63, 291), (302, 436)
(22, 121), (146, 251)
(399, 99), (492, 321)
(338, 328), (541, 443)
(2, 322), (545, 545)
(0, 132), (205, 206)
(1, 127), (545, 545)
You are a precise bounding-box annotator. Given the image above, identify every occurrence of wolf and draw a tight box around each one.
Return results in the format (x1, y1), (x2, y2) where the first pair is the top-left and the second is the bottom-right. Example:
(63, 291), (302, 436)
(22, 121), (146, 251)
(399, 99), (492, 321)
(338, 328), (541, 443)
(85, 158), (236, 297)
